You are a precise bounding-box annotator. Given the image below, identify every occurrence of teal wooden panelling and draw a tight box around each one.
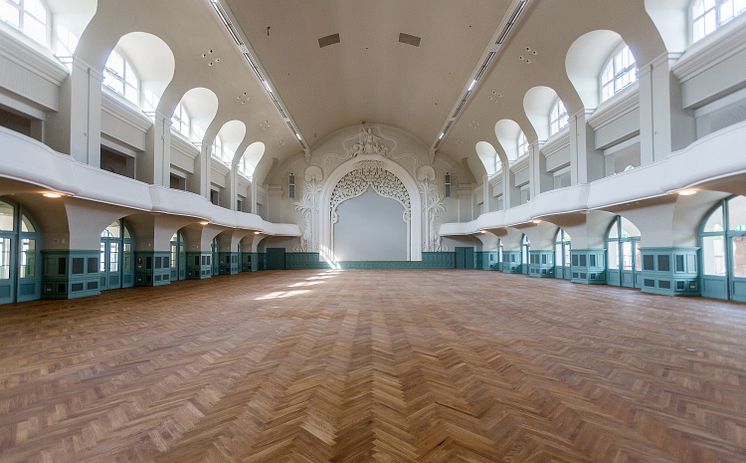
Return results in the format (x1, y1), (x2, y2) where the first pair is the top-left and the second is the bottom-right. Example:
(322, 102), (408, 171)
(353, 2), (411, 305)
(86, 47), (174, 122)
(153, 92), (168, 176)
(257, 253), (266, 271)
(475, 251), (499, 271)
(528, 250), (554, 278)
(186, 252), (212, 279)
(455, 247), (475, 269)
(135, 252), (171, 286)
(501, 251), (522, 273)
(285, 253), (329, 270)
(639, 247), (700, 296)
(421, 252), (456, 268)
(570, 249), (606, 285)
(42, 250), (100, 299)
(241, 252), (259, 272)
(281, 252), (456, 270)
(265, 248), (286, 270)
(219, 252), (240, 275)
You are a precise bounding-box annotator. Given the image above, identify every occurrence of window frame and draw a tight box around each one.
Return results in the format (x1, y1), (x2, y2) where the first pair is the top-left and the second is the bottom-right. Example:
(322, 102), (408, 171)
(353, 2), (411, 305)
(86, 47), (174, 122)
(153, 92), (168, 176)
(691, 0), (746, 43)
(517, 132), (529, 159)
(599, 43), (637, 104)
(549, 98), (569, 136)
(1, 0), (50, 46)
(103, 48), (140, 106)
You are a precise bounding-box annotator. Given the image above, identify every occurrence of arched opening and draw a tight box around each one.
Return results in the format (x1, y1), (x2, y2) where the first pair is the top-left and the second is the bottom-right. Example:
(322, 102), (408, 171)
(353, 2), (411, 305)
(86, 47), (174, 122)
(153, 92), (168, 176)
(236, 141), (266, 179)
(554, 228), (573, 280)
(700, 195), (746, 302)
(475, 141), (498, 177)
(523, 86), (563, 143)
(99, 219), (135, 291)
(48, 0), (97, 59)
(172, 87), (219, 148)
(606, 215), (642, 288)
(566, 30), (631, 111)
(213, 120), (246, 167)
(103, 32), (175, 116)
(170, 231), (186, 281)
(0, 199), (42, 304)
(494, 119), (526, 164)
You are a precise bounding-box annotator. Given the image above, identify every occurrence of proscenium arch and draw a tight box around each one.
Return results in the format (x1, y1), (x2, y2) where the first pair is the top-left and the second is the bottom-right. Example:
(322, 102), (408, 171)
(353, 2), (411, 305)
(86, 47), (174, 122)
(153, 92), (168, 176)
(318, 154), (423, 263)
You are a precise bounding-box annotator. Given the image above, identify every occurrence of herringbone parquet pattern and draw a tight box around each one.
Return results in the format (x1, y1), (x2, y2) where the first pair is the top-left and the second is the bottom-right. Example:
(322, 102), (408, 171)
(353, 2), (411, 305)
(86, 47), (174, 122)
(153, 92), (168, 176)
(1, 270), (746, 462)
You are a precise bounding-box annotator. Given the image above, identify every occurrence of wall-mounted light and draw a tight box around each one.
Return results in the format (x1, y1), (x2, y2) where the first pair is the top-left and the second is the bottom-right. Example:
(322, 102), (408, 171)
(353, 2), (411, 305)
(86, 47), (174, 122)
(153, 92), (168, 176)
(677, 189), (698, 196)
(531, 219), (542, 224)
(199, 221), (210, 226)
(480, 230), (487, 234)
(42, 192), (64, 199)
(254, 231), (261, 235)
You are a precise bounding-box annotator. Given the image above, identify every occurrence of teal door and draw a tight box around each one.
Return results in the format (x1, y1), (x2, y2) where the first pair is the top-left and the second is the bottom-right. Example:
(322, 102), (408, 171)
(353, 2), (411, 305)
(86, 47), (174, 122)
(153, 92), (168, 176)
(170, 232), (186, 281)
(455, 247), (475, 269)
(266, 248), (286, 270)
(100, 220), (135, 291)
(0, 200), (41, 304)
(211, 239), (220, 276)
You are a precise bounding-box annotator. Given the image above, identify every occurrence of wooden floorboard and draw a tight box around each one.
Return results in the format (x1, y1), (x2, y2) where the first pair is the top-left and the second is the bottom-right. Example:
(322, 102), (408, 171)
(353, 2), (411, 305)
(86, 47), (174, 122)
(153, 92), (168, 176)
(1, 270), (746, 462)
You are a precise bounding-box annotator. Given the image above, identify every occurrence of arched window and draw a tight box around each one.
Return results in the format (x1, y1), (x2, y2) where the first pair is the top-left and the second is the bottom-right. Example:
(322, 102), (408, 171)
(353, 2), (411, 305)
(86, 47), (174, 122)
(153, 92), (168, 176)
(0, 199), (41, 303)
(549, 98), (569, 136)
(211, 136), (226, 163)
(600, 45), (637, 103)
(606, 216), (642, 288)
(517, 132), (529, 158)
(104, 49), (140, 105)
(692, 0), (746, 42)
(211, 238), (220, 276)
(100, 220), (134, 290)
(1, 0), (49, 45)
(554, 228), (572, 278)
(171, 102), (191, 139)
(700, 196), (746, 301)
(170, 231), (186, 281)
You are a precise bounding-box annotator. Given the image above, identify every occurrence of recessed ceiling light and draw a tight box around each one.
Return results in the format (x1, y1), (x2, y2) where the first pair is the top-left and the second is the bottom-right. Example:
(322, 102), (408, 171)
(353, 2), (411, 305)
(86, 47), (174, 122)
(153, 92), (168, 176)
(678, 189), (698, 196)
(42, 192), (63, 198)
(254, 231), (261, 235)
(532, 219), (542, 224)
(199, 221), (210, 226)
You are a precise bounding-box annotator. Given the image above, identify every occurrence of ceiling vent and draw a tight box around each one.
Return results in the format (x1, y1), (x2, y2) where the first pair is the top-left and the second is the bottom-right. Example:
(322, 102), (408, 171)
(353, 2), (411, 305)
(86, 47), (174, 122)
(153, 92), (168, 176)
(318, 33), (340, 48)
(398, 33), (421, 47)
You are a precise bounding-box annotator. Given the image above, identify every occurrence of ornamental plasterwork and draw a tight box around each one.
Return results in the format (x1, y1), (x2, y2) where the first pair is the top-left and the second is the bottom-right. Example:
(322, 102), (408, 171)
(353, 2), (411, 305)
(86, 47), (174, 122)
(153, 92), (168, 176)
(418, 176), (447, 252)
(330, 160), (411, 222)
(344, 126), (395, 158)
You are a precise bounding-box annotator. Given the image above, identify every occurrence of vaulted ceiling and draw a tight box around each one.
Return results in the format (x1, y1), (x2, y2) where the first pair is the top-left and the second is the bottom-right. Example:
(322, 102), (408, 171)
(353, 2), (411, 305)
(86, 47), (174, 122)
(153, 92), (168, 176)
(225, 0), (511, 148)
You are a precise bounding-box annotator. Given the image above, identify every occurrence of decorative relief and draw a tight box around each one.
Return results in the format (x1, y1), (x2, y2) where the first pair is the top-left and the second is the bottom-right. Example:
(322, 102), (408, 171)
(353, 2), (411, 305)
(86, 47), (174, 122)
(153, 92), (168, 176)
(344, 126), (394, 158)
(418, 169), (446, 252)
(330, 160), (410, 223)
(293, 166), (324, 252)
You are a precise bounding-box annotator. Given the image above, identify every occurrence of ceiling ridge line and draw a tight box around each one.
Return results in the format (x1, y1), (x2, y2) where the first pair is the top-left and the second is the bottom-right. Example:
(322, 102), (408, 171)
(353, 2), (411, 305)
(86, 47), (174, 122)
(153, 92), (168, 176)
(208, 0), (310, 158)
(431, 0), (531, 160)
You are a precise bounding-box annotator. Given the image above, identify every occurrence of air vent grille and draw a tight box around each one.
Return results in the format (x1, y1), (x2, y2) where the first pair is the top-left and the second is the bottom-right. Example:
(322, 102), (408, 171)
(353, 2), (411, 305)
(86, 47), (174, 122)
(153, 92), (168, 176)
(318, 33), (340, 48)
(398, 33), (421, 47)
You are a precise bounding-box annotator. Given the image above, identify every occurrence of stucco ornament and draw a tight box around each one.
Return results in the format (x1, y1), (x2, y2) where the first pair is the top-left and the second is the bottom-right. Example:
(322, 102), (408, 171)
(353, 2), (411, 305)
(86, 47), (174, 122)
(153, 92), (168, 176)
(330, 160), (410, 223)
(418, 173), (447, 252)
(345, 127), (393, 158)
(293, 166), (324, 252)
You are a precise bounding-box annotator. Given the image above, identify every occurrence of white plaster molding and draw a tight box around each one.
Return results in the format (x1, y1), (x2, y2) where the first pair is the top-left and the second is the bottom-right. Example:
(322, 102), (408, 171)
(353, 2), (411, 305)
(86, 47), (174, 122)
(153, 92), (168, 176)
(0, 27), (68, 86)
(101, 90), (153, 133)
(587, 85), (640, 131)
(672, 14), (746, 83)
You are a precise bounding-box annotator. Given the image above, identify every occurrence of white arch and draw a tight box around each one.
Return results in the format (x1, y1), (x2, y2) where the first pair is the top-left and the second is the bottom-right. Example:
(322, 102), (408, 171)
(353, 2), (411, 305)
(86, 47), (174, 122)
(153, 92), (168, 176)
(234, 141), (266, 177)
(523, 86), (560, 142)
(565, 30), (624, 110)
(494, 119), (524, 163)
(215, 120), (246, 163)
(318, 154), (422, 263)
(177, 87), (219, 144)
(46, 0), (97, 55)
(475, 141), (498, 177)
(109, 32), (175, 112)
(644, 0), (689, 53)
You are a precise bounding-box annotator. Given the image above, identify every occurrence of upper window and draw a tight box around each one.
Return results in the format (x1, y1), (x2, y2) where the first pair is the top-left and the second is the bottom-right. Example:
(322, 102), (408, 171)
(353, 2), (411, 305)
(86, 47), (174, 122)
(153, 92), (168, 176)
(517, 132), (529, 158)
(171, 102), (191, 139)
(104, 49), (140, 105)
(211, 136), (232, 165)
(600, 45), (637, 103)
(549, 98), (569, 136)
(692, 0), (746, 42)
(1, 0), (49, 45)
(238, 156), (253, 179)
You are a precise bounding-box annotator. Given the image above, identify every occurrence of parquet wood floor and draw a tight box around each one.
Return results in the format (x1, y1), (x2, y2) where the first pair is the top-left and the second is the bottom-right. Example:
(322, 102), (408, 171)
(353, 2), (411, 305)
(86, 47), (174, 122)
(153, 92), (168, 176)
(1, 270), (746, 462)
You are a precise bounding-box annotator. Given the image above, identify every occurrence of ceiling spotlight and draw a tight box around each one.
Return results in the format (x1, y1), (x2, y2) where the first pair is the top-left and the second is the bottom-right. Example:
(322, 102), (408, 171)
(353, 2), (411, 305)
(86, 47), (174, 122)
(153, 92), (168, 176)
(199, 221), (210, 226)
(42, 192), (63, 199)
(254, 231), (261, 235)
(480, 230), (487, 234)
(678, 189), (698, 196)
(532, 219), (542, 224)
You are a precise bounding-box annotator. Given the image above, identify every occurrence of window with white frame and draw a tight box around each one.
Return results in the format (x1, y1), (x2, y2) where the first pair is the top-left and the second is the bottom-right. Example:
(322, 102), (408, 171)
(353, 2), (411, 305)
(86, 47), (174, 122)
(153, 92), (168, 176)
(1, 0), (49, 45)
(238, 157), (252, 179)
(600, 45), (637, 103)
(103, 49), (140, 105)
(517, 132), (529, 158)
(549, 98), (569, 136)
(211, 135), (224, 161)
(692, 0), (746, 42)
(171, 102), (191, 139)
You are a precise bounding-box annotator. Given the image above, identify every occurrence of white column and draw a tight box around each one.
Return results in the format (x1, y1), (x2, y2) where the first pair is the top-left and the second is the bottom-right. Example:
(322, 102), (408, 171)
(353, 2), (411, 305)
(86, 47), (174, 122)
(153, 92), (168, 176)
(227, 169), (238, 210)
(141, 111), (171, 185)
(250, 180), (258, 214)
(69, 57), (103, 167)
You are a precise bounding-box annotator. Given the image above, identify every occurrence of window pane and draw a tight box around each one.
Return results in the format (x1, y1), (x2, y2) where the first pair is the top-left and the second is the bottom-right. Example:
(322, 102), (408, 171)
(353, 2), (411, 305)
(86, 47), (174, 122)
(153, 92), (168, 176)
(19, 238), (35, 278)
(555, 244), (562, 266)
(0, 202), (14, 231)
(704, 205), (724, 232)
(564, 245), (571, 267)
(733, 236), (746, 277)
(0, 1), (20, 29)
(0, 237), (10, 279)
(608, 241), (619, 270)
(106, 50), (124, 77)
(702, 235), (726, 276)
(623, 241), (633, 270)
(24, 0), (46, 21)
(20, 214), (34, 232)
(109, 242), (119, 272)
(100, 242), (106, 272)
(727, 196), (746, 231)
